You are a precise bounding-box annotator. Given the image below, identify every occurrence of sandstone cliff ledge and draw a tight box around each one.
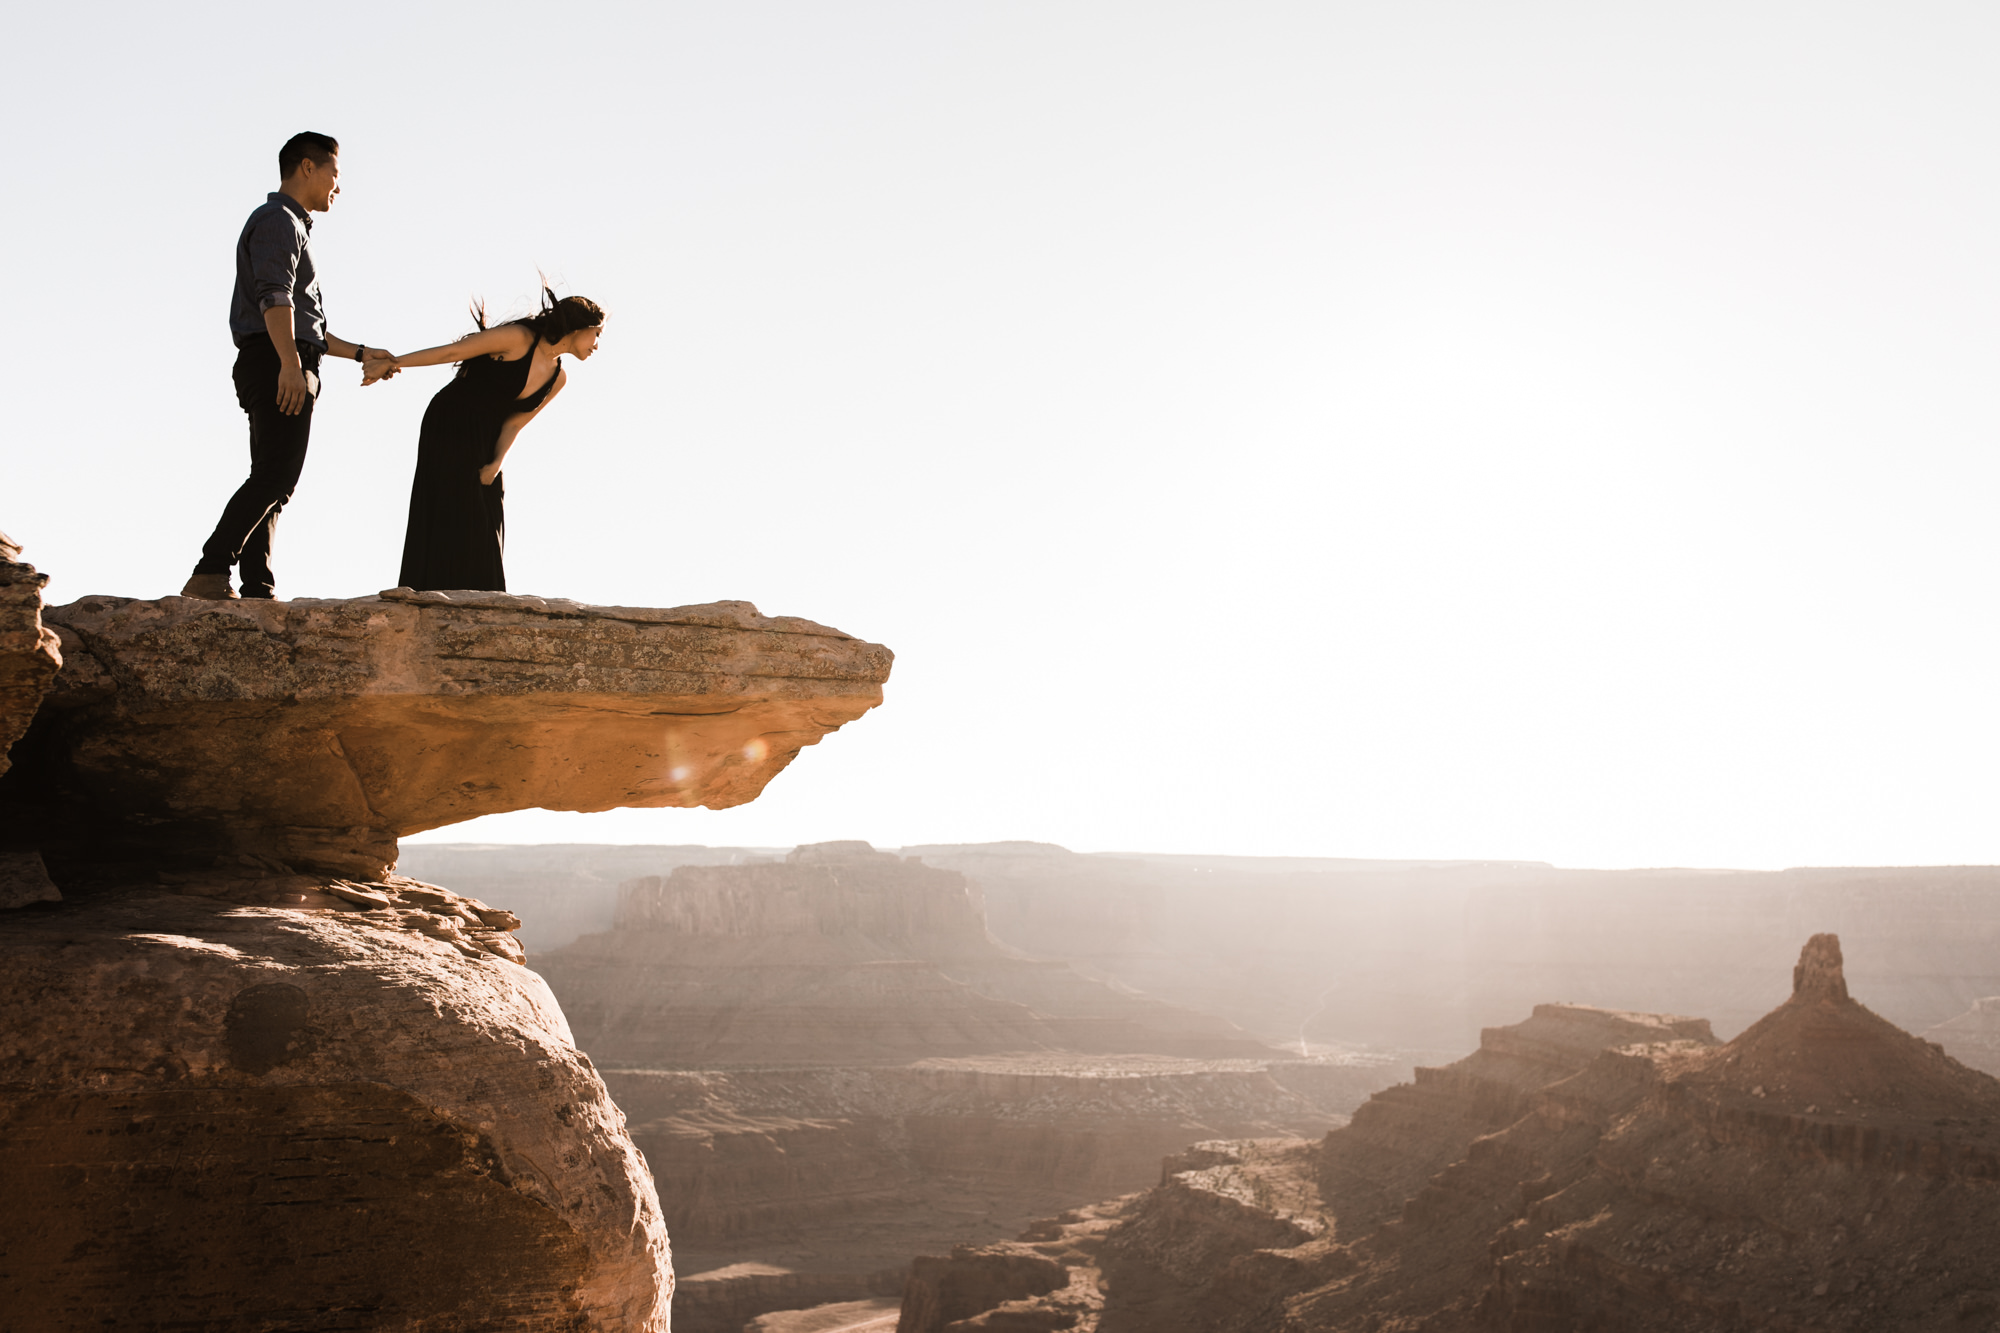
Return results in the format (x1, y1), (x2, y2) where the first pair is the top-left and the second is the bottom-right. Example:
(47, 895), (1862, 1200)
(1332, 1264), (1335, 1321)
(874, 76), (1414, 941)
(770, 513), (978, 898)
(24, 589), (891, 878)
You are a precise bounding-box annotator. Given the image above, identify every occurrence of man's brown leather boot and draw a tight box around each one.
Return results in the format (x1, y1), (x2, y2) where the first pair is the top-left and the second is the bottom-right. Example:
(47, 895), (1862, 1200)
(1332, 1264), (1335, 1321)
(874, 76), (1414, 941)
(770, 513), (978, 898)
(178, 574), (239, 600)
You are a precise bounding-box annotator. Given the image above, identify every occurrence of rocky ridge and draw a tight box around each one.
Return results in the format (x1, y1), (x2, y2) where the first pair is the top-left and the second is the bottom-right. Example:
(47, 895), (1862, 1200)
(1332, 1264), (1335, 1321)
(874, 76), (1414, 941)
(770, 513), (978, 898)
(903, 935), (2000, 1332)
(908, 843), (2000, 1051)
(536, 841), (1393, 1332)
(1925, 995), (2000, 1078)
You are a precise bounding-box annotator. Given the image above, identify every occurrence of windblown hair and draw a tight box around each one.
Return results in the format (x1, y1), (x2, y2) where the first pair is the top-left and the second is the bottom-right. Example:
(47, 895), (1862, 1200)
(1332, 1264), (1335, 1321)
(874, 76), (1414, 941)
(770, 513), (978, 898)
(278, 132), (339, 178)
(469, 282), (605, 346)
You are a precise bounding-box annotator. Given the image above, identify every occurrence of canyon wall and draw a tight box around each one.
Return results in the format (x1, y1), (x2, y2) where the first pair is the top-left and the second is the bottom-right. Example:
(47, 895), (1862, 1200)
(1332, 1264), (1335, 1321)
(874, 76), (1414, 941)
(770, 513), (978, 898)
(901, 935), (2000, 1333)
(529, 841), (1394, 1333)
(395, 843), (788, 952)
(537, 842), (1279, 1067)
(907, 842), (2000, 1049)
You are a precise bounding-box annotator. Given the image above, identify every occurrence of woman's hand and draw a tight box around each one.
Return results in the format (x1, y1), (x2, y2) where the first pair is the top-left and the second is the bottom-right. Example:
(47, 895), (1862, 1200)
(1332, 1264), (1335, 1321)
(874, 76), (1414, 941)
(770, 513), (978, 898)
(478, 462), (502, 486)
(362, 353), (400, 386)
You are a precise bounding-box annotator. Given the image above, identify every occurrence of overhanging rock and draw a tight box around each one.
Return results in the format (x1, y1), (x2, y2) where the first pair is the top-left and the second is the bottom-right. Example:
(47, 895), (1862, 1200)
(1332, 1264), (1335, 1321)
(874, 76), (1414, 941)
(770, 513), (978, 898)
(33, 588), (891, 877)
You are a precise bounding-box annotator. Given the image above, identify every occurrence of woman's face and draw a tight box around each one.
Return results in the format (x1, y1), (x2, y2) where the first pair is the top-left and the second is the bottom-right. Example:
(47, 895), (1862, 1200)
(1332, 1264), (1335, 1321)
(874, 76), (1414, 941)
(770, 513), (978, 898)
(566, 326), (602, 360)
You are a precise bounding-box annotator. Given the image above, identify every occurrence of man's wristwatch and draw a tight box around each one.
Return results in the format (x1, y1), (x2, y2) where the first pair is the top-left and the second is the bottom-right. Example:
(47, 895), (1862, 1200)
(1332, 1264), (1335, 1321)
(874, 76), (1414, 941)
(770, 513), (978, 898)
(354, 344), (366, 362)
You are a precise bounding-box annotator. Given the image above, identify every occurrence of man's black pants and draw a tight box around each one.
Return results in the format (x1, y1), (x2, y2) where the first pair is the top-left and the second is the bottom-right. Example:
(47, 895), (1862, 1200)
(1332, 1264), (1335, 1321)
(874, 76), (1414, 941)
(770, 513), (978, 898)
(194, 336), (322, 598)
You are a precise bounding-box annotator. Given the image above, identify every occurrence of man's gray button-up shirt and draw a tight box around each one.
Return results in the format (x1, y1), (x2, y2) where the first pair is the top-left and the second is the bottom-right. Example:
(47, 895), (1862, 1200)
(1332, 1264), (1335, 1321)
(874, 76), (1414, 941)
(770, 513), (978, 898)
(229, 192), (327, 351)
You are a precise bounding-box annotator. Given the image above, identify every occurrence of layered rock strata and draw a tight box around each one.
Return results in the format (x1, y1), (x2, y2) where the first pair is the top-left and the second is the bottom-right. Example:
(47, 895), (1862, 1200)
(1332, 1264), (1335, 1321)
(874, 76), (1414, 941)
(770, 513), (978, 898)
(539, 842), (1276, 1066)
(1924, 995), (2000, 1078)
(22, 590), (890, 878)
(1318, 1003), (1715, 1238)
(605, 1056), (1361, 1333)
(1479, 934), (2000, 1330)
(907, 843), (2000, 1050)
(910, 936), (2000, 1333)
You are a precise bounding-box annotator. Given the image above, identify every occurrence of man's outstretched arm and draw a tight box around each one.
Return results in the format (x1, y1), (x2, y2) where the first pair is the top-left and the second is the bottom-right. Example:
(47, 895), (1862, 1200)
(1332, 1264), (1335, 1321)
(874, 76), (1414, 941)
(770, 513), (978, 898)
(322, 334), (399, 384)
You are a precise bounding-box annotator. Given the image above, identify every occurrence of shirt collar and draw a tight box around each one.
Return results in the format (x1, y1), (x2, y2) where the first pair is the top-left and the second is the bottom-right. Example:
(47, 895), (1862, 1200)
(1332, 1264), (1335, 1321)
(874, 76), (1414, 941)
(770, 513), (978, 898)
(268, 191), (314, 231)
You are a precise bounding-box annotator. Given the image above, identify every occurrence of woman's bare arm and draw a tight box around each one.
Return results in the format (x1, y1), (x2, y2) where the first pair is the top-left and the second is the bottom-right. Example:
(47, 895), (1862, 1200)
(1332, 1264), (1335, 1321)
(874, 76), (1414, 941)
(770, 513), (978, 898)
(479, 368), (568, 485)
(391, 323), (535, 371)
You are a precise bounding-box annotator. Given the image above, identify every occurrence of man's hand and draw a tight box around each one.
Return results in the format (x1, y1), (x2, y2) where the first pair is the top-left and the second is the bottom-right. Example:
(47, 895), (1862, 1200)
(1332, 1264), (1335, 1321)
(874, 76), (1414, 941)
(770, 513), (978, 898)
(478, 462), (501, 486)
(275, 362), (310, 415)
(362, 348), (399, 386)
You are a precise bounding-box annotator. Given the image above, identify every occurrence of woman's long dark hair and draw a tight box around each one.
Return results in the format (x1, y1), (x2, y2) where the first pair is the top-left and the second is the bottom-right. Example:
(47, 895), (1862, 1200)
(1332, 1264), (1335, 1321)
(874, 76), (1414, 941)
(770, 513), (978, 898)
(468, 280), (605, 345)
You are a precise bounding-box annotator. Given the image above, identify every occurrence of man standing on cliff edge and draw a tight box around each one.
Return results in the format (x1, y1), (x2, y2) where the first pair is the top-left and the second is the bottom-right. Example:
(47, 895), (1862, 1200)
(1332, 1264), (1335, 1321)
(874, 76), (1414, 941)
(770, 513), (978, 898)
(181, 131), (397, 601)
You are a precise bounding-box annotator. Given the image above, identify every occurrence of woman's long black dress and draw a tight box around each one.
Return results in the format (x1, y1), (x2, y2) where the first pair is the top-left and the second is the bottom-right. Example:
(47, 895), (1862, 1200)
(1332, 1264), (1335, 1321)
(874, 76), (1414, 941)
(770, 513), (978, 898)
(397, 336), (562, 591)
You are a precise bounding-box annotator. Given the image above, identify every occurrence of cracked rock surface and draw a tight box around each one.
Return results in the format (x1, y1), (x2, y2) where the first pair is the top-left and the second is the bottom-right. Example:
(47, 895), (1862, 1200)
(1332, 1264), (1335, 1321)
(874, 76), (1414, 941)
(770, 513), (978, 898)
(31, 589), (891, 877)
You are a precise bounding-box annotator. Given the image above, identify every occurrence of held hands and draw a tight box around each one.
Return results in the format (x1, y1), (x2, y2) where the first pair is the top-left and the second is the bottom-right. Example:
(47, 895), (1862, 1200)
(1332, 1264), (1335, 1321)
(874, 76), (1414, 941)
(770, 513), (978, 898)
(361, 347), (400, 386)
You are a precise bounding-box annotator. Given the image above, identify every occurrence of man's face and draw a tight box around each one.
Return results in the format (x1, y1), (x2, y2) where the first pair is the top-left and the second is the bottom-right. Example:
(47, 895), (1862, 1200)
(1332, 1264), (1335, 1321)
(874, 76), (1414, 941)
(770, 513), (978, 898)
(298, 154), (341, 212)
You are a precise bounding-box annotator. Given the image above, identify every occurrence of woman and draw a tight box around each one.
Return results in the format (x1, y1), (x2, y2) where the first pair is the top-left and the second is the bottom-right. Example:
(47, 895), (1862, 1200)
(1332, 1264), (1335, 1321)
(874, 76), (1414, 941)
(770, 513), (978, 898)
(382, 286), (604, 592)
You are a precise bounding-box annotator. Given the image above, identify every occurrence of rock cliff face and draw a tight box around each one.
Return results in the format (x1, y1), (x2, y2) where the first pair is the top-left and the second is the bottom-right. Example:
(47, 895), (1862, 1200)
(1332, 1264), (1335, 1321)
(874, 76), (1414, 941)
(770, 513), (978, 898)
(908, 843), (2000, 1052)
(545, 842), (1385, 1333)
(1319, 1003), (1716, 1239)
(0, 535), (60, 782)
(0, 554), (896, 1332)
(538, 842), (1275, 1066)
(23, 590), (890, 878)
(1925, 995), (2000, 1077)
(905, 936), (2000, 1333)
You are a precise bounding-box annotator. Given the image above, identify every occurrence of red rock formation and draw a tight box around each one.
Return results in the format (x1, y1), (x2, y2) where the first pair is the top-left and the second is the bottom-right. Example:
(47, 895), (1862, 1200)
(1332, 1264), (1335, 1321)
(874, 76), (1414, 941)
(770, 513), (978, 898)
(29, 591), (890, 877)
(1320, 1003), (1716, 1238)
(539, 842), (1277, 1066)
(1481, 935), (2000, 1330)
(897, 1244), (1069, 1332)
(909, 936), (2000, 1332)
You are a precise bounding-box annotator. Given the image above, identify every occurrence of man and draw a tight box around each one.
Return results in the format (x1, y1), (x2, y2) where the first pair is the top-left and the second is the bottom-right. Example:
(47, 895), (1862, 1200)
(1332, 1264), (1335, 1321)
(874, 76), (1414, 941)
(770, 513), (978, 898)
(182, 132), (396, 600)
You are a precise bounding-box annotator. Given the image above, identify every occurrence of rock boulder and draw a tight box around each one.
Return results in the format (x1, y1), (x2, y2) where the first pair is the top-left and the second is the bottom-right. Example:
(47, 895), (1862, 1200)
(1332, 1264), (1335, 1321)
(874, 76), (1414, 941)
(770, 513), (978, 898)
(0, 888), (670, 1330)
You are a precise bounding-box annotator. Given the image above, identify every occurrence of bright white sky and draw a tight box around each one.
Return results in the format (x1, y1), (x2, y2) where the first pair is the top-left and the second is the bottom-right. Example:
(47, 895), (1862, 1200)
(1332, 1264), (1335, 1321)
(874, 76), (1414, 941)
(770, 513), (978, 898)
(7, 3), (1999, 868)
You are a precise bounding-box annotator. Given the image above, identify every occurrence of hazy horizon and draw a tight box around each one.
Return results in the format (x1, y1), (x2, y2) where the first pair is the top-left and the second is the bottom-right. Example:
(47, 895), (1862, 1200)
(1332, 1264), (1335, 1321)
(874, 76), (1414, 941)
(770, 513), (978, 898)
(13, 3), (2000, 869)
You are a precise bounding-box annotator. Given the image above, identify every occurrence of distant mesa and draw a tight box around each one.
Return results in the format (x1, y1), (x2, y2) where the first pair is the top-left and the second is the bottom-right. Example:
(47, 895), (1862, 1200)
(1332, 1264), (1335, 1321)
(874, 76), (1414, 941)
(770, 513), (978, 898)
(537, 839), (1281, 1067)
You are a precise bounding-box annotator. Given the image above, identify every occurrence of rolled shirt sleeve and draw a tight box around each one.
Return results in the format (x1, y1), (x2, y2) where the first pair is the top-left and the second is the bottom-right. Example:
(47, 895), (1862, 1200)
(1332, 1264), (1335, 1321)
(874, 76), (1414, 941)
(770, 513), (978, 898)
(248, 211), (303, 312)
(230, 194), (327, 349)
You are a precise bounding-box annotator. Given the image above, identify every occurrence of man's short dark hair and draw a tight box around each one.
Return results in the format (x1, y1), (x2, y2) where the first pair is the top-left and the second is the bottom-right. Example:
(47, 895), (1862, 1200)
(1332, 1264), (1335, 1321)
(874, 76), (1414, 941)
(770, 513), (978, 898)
(278, 132), (339, 178)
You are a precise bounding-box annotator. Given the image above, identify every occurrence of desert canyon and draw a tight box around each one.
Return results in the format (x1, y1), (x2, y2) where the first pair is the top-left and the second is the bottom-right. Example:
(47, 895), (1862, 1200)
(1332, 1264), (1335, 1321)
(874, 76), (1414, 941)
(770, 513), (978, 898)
(6, 531), (2000, 1332)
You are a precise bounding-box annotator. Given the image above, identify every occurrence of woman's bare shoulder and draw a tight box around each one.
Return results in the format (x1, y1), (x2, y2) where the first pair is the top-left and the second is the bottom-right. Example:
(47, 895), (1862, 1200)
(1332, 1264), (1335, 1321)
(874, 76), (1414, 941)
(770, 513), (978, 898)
(490, 323), (537, 360)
